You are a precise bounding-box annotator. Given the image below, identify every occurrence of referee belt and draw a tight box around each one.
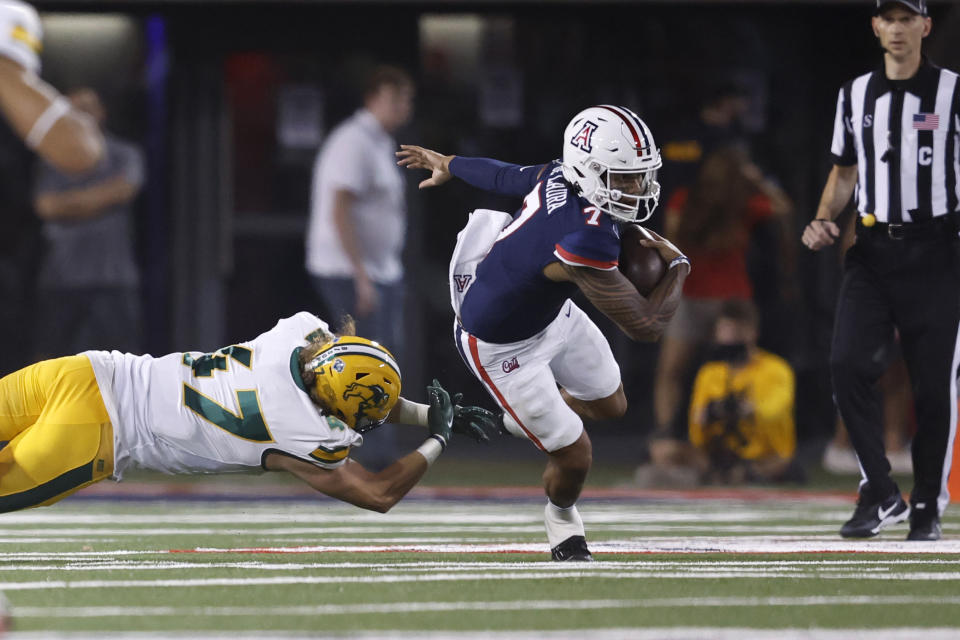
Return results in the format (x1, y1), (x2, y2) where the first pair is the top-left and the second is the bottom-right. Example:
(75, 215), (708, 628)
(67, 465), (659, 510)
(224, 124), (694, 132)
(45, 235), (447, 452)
(857, 213), (960, 241)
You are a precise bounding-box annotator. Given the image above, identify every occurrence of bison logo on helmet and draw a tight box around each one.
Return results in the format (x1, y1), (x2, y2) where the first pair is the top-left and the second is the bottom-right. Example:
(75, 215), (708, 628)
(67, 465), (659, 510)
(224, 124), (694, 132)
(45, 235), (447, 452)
(570, 120), (598, 153)
(342, 382), (390, 423)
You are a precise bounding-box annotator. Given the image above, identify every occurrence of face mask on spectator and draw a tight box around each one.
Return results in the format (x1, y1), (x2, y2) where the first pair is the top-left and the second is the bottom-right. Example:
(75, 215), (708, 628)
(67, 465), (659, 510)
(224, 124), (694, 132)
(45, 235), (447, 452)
(710, 342), (749, 365)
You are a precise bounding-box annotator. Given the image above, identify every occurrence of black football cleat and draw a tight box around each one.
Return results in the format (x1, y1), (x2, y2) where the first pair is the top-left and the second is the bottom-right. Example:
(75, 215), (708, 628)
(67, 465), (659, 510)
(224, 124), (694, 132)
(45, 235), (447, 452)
(839, 491), (909, 538)
(550, 535), (594, 562)
(907, 506), (942, 541)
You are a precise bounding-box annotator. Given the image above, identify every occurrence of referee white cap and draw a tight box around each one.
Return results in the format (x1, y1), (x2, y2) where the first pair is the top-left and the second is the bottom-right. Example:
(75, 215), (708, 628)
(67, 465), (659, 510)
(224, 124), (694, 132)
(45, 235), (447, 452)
(875, 0), (927, 15)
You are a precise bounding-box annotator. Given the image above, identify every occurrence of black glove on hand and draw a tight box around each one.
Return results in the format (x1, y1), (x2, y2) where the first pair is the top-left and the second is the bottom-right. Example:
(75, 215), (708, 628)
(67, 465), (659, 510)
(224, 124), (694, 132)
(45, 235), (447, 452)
(426, 379), (454, 446)
(450, 392), (500, 444)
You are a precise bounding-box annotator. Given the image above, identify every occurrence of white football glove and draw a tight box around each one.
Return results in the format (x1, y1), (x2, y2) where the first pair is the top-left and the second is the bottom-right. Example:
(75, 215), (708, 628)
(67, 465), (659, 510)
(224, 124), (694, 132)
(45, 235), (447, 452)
(0, 1), (41, 73)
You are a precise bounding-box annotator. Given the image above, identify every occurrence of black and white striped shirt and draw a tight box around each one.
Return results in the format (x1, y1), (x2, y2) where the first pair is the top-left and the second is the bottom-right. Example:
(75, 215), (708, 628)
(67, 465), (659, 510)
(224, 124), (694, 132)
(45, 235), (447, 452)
(831, 60), (960, 223)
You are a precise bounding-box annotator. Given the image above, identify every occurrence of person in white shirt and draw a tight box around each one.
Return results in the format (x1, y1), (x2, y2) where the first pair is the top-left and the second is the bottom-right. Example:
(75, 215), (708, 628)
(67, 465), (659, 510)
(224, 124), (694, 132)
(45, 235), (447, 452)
(0, 311), (498, 514)
(306, 65), (414, 469)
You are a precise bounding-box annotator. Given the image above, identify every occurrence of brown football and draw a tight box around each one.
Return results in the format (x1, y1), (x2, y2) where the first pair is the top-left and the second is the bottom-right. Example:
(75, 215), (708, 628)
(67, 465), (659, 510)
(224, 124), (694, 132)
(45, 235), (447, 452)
(619, 224), (667, 296)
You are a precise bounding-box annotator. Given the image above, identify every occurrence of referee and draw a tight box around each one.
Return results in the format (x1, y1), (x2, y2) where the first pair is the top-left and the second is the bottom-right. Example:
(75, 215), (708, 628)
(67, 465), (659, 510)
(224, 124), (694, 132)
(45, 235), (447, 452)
(802, 0), (960, 541)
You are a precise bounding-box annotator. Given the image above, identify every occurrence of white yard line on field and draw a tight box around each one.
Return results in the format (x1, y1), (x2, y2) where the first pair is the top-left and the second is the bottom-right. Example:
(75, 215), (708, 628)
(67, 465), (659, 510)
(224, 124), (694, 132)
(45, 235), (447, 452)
(3, 537), (960, 559)
(9, 630), (960, 640)
(2, 568), (960, 591)
(178, 537), (960, 554)
(10, 595), (960, 618)
(2, 557), (959, 573)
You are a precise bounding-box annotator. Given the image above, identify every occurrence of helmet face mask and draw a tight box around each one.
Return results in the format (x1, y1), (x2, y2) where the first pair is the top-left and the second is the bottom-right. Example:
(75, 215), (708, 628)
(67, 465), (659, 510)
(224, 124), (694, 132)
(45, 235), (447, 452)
(561, 105), (662, 222)
(599, 167), (661, 222)
(303, 337), (401, 433)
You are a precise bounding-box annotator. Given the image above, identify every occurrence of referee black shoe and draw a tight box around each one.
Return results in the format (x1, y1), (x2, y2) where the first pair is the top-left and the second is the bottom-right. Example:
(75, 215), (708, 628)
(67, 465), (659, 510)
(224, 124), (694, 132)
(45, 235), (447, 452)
(907, 504), (942, 541)
(550, 535), (594, 562)
(839, 491), (909, 538)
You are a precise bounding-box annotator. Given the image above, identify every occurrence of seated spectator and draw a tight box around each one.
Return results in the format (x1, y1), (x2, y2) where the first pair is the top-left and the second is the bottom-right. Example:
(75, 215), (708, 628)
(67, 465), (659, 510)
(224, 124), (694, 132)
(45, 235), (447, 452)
(640, 299), (797, 486)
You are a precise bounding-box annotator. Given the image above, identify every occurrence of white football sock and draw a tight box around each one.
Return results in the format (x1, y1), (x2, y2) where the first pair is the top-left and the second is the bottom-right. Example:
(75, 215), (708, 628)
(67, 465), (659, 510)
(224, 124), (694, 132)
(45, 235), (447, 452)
(544, 499), (585, 548)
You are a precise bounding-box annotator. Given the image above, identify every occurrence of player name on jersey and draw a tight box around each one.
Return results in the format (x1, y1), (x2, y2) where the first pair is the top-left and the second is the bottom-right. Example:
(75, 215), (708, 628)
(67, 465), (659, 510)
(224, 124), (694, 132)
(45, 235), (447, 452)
(545, 169), (570, 213)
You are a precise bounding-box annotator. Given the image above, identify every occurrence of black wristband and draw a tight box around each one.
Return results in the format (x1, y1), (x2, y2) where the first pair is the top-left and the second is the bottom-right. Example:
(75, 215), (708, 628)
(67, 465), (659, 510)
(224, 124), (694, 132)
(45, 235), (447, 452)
(429, 434), (447, 451)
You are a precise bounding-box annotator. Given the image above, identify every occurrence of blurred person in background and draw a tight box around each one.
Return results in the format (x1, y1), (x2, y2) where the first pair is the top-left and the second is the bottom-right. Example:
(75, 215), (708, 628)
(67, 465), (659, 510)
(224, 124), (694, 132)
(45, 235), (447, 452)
(659, 81), (750, 198)
(0, 311), (497, 514)
(305, 65), (414, 470)
(0, 0), (103, 377)
(643, 299), (797, 485)
(32, 87), (144, 358)
(651, 146), (792, 451)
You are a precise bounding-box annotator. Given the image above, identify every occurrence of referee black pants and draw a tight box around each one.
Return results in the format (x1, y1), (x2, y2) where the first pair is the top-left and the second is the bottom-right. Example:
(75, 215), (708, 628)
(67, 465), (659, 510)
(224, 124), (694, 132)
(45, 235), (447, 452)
(830, 229), (960, 516)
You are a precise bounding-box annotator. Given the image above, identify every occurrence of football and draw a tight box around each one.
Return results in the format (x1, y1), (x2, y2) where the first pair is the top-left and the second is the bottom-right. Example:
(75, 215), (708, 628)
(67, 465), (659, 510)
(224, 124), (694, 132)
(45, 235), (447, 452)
(619, 224), (667, 296)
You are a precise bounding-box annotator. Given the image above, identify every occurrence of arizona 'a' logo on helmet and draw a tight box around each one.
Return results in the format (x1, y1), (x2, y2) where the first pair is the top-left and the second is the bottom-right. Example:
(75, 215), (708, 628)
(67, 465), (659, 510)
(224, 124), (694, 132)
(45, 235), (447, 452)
(303, 337), (401, 433)
(570, 120), (598, 152)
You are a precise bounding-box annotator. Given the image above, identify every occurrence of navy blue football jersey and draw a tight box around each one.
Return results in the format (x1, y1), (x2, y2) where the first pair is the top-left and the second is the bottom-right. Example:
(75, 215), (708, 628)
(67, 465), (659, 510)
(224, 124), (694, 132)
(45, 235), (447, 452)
(449, 157), (621, 343)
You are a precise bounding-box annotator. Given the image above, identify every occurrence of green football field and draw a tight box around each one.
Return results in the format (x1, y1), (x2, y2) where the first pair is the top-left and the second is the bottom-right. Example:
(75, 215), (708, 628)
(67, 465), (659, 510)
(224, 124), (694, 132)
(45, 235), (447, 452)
(2, 482), (960, 639)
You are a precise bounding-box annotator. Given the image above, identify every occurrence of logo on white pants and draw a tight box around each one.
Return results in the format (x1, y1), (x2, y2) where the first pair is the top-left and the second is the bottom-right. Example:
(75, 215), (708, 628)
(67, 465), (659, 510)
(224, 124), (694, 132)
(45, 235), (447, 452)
(502, 356), (520, 373)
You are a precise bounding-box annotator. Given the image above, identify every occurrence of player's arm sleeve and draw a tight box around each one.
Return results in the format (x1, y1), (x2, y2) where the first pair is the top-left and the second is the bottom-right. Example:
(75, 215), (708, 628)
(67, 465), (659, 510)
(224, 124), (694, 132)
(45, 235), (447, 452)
(449, 156), (548, 197)
(554, 228), (620, 271)
(830, 85), (857, 167)
(303, 444), (352, 468)
(261, 446), (350, 472)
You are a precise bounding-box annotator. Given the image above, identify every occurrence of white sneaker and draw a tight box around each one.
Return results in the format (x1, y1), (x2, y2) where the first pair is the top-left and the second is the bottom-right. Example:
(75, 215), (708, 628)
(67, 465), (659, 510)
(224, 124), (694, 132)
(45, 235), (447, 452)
(822, 443), (860, 474)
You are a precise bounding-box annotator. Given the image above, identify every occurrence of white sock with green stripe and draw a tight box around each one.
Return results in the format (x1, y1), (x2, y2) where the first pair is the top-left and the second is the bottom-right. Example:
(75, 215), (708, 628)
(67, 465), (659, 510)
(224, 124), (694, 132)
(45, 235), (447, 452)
(544, 500), (585, 548)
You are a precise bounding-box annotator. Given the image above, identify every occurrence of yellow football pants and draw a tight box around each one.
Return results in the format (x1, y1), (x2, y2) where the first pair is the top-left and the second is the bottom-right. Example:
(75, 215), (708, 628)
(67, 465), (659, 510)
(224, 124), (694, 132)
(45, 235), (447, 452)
(0, 355), (114, 513)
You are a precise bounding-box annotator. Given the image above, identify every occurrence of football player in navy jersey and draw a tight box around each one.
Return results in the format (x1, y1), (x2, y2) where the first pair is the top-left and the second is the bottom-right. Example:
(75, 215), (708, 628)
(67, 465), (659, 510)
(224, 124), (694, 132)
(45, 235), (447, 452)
(398, 105), (690, 561)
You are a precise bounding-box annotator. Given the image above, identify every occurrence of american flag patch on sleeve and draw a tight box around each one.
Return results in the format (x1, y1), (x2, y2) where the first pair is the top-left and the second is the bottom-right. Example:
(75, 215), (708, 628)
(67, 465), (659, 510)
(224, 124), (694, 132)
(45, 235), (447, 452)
(912, 113), (940, 130)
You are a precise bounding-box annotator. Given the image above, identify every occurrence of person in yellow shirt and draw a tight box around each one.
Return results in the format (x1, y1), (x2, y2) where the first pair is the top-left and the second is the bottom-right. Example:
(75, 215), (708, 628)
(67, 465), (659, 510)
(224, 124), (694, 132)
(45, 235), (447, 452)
(688, 299), (796, 483)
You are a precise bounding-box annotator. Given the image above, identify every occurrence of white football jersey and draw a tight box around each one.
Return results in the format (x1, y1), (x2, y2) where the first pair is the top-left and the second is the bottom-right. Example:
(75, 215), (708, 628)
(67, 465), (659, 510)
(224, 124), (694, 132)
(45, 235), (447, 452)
(86, 312), (363, 478)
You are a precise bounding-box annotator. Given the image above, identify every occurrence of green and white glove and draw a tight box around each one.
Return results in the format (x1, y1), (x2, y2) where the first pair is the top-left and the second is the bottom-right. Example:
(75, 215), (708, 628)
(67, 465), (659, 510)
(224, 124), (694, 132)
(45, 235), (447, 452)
(426, 378), (454, 449)
(450, 393), (500, 444)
